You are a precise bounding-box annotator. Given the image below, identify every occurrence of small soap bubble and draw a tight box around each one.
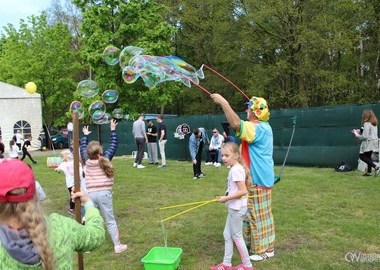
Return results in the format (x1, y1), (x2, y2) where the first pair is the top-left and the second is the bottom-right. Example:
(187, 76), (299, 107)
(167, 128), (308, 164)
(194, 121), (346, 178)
(77, 80), (99, 98)
(102, 89), (119, 104)
(112, 108), (124, 119)
(93, 113), (111, 125)
(103, 45), (121, 66)
(89, 101), (106, 120)
(69, 101), (84, 119)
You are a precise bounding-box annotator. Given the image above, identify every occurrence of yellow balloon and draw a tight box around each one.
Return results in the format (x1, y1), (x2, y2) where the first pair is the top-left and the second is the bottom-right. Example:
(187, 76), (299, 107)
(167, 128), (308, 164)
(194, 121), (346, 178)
(25, 82), (37, 94)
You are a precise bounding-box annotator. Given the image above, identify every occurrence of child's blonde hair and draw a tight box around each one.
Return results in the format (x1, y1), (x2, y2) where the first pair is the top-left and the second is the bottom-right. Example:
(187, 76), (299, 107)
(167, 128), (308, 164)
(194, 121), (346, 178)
(222, 142), (252, 190)
(0, 194), (54, 269)
(60, 149), (72, 162)
(87, 141), (115, 178)
(9, 139), (15, 148)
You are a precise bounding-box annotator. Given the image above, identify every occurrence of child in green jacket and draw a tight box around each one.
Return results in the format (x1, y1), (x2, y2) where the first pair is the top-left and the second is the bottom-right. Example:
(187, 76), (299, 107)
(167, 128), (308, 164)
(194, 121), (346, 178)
(0, 159), (105, 270)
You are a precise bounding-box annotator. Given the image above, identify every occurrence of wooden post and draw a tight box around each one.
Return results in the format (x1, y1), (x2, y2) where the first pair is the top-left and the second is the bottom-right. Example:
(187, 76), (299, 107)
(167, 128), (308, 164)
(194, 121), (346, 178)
(72, 111), (84, 270)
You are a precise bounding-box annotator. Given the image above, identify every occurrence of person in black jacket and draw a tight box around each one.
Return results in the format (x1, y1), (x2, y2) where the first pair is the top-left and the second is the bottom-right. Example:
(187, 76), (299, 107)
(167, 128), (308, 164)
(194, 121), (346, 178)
(20, 136), (37, 164)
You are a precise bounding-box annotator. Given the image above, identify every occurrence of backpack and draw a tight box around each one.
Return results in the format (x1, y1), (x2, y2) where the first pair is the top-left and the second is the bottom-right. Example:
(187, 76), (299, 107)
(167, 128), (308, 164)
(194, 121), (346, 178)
(335, 161), (352, 172)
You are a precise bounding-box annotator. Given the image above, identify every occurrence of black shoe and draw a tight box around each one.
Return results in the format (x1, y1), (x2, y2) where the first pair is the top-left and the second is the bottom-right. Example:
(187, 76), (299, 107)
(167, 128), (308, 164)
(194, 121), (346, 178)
(33, 161), (37, 164)
(363, 173), (372, 176)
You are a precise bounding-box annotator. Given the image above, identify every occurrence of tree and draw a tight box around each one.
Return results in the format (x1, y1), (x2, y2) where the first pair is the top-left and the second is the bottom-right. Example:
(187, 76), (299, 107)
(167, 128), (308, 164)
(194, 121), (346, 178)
(72, 0), (180, 117)
(159, 0), (250, 114)
(0, 14), (82, 128)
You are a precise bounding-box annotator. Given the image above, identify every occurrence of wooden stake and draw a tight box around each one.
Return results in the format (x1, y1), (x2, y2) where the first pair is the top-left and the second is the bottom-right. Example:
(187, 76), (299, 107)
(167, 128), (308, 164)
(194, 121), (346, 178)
(72, 111), (84, 270)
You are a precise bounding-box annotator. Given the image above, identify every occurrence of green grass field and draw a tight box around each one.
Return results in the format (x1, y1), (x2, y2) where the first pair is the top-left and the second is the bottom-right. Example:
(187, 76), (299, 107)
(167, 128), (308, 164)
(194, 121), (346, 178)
(28, 152), (380, 270)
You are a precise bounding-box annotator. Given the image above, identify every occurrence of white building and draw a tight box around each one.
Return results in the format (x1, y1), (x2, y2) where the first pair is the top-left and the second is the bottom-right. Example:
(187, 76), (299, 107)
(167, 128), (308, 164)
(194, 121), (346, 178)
(0, 81), (42, 152)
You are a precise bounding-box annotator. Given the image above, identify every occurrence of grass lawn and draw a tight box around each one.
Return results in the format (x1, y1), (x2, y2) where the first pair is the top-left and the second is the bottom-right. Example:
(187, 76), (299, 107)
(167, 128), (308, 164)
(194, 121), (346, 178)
(28, 152), (380, 270)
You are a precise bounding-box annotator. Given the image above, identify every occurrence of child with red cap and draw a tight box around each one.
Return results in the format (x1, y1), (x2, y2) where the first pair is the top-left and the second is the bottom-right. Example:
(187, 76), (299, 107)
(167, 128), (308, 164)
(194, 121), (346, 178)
(0, 159), (105, 269)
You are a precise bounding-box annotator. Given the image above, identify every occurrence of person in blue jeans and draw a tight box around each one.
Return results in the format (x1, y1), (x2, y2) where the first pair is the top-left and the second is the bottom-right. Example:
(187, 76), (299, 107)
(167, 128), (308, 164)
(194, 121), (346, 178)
(189, 127), (209, 179)
(80, 119), (128, 254)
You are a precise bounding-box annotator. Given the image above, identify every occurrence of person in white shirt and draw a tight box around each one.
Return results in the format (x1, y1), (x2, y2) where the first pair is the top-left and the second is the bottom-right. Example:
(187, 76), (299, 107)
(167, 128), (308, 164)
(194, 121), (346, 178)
(8, 140), (19, 159)
(67, 121), (73, 144)
(207, 128), (224, 167)
(14, 130), (23, 151)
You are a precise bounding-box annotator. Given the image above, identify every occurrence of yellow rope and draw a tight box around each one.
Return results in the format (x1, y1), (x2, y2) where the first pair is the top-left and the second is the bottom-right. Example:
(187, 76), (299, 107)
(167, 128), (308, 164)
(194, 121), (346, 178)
(159, 198), (217, 210)
(161, 201), (214, 222)
(159, 195), (257, 222)
(159, 195), (257, 211)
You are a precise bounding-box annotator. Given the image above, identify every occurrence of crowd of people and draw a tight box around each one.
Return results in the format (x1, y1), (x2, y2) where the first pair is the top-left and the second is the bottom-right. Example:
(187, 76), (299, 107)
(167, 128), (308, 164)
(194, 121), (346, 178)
(0, 97), (278, 269)
(4, 99), (377, 269)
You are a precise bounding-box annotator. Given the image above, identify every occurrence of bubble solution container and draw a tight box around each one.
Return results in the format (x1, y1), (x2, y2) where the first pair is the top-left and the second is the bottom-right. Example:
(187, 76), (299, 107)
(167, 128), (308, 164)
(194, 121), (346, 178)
(141, 247), (183, 270)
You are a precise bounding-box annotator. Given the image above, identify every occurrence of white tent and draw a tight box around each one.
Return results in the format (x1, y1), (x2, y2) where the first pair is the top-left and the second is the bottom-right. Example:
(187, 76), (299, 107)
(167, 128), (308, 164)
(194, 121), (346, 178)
(0, 81), (42, 152)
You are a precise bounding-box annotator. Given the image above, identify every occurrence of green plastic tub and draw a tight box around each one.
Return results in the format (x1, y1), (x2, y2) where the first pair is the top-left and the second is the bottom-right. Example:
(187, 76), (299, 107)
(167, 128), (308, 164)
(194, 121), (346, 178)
(141, 247), (183, 270)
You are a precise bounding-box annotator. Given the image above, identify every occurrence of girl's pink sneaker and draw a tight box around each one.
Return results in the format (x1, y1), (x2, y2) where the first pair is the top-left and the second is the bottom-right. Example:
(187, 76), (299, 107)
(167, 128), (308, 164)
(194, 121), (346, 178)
(231, 264), (254, 270)
(210, 263), (232, 270)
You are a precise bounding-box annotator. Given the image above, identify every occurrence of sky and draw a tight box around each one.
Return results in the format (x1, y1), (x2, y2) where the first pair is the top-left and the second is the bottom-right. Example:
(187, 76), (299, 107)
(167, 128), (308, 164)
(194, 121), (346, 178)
(0, 0), (52, 31)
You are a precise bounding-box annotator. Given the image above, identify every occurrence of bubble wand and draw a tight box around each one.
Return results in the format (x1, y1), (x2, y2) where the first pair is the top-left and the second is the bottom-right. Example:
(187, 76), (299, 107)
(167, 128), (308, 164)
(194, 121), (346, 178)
(202, 64), (250, 100)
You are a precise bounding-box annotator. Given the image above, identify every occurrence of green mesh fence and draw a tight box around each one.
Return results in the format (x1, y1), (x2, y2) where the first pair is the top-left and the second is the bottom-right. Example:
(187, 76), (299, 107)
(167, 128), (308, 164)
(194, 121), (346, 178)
(87, 103), (380, 168)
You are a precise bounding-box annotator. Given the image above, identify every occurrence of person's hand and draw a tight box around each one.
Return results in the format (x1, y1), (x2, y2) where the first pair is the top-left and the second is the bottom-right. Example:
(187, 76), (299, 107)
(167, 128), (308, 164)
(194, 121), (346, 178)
(351, 129), (359, 136)
(217, 195), (228, 203)
(110, 119), (118, 131)
(193, 159), (197, 165)
(71, 190), (91, 206)
(210, 93), (228, 106)
(82, 126), (91, 136)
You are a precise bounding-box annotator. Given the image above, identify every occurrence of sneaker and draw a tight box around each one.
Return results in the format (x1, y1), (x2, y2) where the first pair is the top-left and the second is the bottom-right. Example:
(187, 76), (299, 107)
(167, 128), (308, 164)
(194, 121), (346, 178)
(214, 162), (222, 167)
(158, 164), (167, 168)
(33, 161), (37, 164)
(210, 263), (232, 270)
(362, 173), (372, 177)
(199, 173), (206, 178)
(137, 164), (145, 169)
(205, 162), (213, 165)
(114, 244), (128, 254)
(375, 167), (380, 176)
(193, 176), (200, 180)
(67, 209), (75, 216)
(133, 163), (137, 168)
(231, 264), (254, 270)
(250, 250), (274, 261)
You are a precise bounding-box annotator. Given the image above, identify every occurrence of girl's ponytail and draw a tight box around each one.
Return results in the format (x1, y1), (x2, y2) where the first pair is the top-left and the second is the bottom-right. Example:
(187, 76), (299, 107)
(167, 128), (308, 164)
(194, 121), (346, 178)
(99, 156), (115, 178)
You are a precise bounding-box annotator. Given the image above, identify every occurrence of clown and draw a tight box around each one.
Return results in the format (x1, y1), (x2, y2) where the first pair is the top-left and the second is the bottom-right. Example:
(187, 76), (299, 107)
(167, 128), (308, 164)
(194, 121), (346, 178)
(211, 93), (275, 262)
